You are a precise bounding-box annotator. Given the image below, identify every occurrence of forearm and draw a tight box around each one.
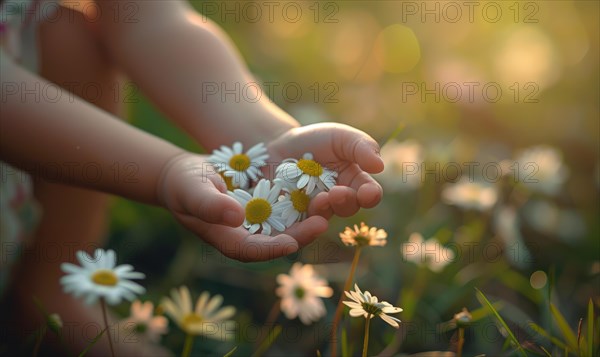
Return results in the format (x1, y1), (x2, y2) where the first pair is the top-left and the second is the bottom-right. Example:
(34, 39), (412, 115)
(96, 0), (298, 149)
(0, 53), (184, 205)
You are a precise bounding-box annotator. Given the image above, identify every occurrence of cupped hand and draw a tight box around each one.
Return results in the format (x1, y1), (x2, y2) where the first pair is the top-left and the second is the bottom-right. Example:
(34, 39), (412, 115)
(156, 153), (328, 262)
(266, 123), (384, 219)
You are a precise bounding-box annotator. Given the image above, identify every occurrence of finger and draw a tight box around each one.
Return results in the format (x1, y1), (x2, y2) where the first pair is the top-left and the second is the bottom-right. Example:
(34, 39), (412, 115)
(284, 215), (328, 247)
(333, 125), (384, 174)
(337, 164), (383, 208)
(183, 177), (244, 227)
(176, 214), (299, 262)
(357, 180), (383, 208)
(328, 186), (360, 217)
(308, 192), (333, 219)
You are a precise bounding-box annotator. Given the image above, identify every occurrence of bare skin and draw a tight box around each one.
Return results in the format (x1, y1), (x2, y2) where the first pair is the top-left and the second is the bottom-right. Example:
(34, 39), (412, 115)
(1, 1), (384, 355)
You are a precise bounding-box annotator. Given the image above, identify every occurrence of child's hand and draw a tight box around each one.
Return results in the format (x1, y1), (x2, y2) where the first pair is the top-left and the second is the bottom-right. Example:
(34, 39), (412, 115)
(267, 123), (384, 219)
(156, 153), (327, 262)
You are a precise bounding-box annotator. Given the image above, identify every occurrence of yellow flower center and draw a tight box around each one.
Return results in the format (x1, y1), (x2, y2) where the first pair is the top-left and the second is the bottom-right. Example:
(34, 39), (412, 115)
(297, 159), (323, 177)
(245, 198), (272, 224)
(294, 286), (305, 299)
(229, 154), (251, 171)
(91, 270), (118, 286)
(290, 190), (310, 213)
(219, 172), (236, 191)
(354, 234), (371, 247)
(361, 302), (382, 316)
(182, 313), (203, 329)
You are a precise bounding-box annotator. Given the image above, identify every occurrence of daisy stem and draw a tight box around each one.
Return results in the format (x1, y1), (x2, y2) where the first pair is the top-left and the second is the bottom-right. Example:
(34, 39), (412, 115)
(254, 299), (281, 351)
(331, 247), (362, 357)
(182, 333), (195, 357)
(362, 315), (371, 357)
(457, 327), (465, 357)
(100, 298), (115, 357)
(32, 326), (47, 357)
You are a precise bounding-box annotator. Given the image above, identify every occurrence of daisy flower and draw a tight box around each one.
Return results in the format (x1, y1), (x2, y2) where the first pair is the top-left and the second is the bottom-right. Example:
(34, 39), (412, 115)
(453, 307), (472, 328)
(514, 145), (568, 196)
(274, 178), (314, 227)
(161, 286), (236, 340)
(375, 139), (424, 192)
(276, 262), (333, 325)
(60, 249), (145, 305)
(339, 222), (387, 248)
(209, 142), (269, 189)
(228, 179), (286, 236)
(401, 233), (455, 273)
(441, 178), (498, 211)
(275, 153), (337, 194)
(120, 300), (168, 343)
(343, 284), (402, 328)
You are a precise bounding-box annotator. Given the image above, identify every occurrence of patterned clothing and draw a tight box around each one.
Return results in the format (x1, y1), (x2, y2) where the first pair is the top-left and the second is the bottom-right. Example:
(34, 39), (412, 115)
(0, 0), (49, 296)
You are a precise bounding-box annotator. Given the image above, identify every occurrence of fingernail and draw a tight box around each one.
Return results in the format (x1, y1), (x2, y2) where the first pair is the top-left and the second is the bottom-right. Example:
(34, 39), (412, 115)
(224, 209), (242, 226)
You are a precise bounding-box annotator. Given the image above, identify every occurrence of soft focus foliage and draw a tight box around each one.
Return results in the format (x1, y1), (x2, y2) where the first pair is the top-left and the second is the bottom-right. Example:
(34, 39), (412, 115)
(109, 1), (599, 355)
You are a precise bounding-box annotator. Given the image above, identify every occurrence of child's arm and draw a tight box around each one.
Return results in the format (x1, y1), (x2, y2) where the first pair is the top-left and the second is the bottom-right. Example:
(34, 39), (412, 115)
(94, 0), (384, 221)
(1, 51), (326, 260)
(95, 1), (297, 148)
(1, 49), (182, 205)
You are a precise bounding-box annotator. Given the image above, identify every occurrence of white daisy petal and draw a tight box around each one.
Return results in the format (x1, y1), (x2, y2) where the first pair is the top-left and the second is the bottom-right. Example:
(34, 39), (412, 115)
(275, 262), (333, 325)
(60, 249), (145, 306)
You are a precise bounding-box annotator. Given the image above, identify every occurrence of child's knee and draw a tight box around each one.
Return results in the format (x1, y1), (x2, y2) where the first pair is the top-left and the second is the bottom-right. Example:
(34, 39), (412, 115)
(38, 6), (121, 111)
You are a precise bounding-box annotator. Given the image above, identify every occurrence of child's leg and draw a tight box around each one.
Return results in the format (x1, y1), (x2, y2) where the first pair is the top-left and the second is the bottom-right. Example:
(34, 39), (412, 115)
(7, 7), (165, 356)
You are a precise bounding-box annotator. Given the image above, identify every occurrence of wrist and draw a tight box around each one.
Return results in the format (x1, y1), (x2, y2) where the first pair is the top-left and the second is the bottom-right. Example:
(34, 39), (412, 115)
(155, 151), (191, 207)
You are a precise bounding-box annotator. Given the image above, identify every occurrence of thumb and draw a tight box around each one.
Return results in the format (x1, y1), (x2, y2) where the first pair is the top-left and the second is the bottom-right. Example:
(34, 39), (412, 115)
(182, 176), (245, 227)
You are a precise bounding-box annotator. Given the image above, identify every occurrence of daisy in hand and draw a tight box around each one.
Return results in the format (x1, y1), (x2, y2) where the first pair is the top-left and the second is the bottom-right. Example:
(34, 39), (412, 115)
(209, 141), (268, 189)
(276, 152), (337, 194)
(275, 178), (315, 227)
(228, 179), (286, 236)
(60, 248), (145, 306)
(276, 262), (333, 325)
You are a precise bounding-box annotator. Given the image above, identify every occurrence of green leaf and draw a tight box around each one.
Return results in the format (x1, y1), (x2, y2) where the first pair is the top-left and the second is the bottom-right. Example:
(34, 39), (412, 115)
(587, 299), (594, 357)
(475, 288), (527, 357)
(341, 327), (348, 357)
(550, 303), (578, 352)
(378, 122), (405, 148)
(78, 327), (107, 357)
(539, 345), (552, 357)
(528, 321), (569, 351)
(251, 325), (282, 357)
(223, 346), (238, 357)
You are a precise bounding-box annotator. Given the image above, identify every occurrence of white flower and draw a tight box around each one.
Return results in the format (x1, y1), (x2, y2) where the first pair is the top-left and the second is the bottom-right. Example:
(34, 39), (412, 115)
(209, 142), (269, 189)
(276, 262), (333, 325)
(339, 222), (387, 248)
(441, 178), (498, 211)
(274, 178), (314, 227)
(514, 145), (568, 196)
(401, 233), (455, 273)
(228, 179), (286, 236)
(524, 200), (586, 243)
(453, 307), (472, 328)
(161, 286), (236, 339)
(60, 249), (145, 305)
(493, 206), (531, 269)
(120, 300), (168, 343)
(275, 153), (337, 194)
(343, 284), (402, 328)
(375, 139), (424, 192)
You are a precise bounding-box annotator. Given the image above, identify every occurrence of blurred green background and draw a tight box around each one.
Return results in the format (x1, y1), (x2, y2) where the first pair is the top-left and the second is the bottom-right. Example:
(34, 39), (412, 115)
(108, 1), (599, 355)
